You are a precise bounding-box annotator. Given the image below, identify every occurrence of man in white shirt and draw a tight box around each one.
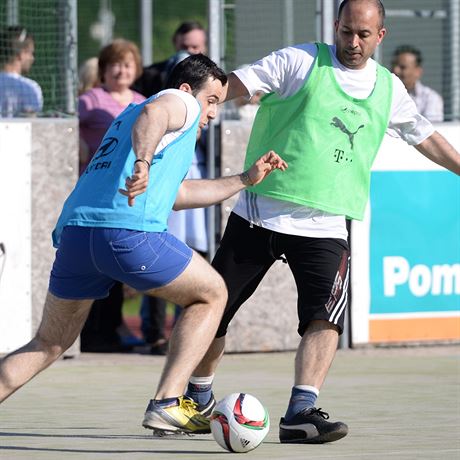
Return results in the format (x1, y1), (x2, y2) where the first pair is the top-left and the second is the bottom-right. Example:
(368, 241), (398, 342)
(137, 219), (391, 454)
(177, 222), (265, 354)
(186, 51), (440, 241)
(183, 0), (460, 445)
(0, 26), (43, 117)
(391, 44), (444, 122)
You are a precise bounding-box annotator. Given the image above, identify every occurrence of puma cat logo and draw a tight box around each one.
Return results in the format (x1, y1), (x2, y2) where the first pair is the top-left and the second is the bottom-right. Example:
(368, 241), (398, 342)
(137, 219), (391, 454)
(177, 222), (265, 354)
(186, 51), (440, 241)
(330, 117), (364, 149)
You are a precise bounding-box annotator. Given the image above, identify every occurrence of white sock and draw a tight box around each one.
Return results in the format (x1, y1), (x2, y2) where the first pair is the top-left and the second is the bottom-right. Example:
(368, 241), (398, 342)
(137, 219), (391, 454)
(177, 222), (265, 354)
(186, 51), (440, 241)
(294, 384), (319, 396)
(189, 374), (215, 386)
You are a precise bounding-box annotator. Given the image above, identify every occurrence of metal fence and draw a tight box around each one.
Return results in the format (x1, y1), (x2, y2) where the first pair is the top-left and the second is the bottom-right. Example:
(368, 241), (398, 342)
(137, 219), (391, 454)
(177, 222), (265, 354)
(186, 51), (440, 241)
(221, 0), (459, 120)
(0, 0), (77, 116)
(2, 0), (457, 119)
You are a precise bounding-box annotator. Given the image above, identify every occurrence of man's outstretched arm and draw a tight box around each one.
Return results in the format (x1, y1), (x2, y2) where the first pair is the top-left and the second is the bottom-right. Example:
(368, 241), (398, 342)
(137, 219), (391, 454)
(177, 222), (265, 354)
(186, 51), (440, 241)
(223, 73), (250, 102)
(415, 131), (460, 175)
(174, 150), (287, 210)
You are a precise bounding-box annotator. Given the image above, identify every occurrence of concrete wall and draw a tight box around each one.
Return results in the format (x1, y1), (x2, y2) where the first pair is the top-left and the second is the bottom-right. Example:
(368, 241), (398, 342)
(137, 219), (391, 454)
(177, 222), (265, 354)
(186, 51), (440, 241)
(0, 118), (79, 356)
(1, 116), (298, 356)
(31, 119), (79, 335)
(220, 120), (300, 352)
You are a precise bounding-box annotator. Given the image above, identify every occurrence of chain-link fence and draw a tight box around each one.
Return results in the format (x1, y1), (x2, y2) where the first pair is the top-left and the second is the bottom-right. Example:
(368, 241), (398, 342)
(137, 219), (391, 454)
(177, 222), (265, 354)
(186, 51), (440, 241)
(2, 1), (458, 118)
(379, 0), (459, 121)
(222, 0), (318, 72)
(221, 0), (459, 121)
(0, 0), (77, 117)
(0, 0), (207, 118)
(78, 0), (207, 67)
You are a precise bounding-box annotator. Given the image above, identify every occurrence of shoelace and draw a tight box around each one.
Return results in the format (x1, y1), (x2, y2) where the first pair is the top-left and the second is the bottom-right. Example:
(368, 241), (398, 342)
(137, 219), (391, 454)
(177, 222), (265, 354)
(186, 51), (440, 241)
(179, 397), (209, 427)
(301, 407), (330, 419)
(179, 397), (200, 415)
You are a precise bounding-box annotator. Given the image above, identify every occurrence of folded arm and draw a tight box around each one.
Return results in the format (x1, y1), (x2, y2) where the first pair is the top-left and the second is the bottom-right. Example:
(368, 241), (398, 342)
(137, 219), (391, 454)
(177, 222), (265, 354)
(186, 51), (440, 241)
(174, 150), (287, 210)
(119, 93), (188, 206)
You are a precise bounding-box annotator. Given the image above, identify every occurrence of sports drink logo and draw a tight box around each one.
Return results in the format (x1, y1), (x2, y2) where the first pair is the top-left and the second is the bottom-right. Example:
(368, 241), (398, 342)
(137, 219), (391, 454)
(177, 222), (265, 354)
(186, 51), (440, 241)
(383, 256), (460, 297)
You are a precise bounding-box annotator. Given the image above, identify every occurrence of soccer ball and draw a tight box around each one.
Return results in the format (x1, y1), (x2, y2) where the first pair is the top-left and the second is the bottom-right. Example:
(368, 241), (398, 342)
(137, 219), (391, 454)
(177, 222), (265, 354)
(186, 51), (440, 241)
(210, 393), (270, 453)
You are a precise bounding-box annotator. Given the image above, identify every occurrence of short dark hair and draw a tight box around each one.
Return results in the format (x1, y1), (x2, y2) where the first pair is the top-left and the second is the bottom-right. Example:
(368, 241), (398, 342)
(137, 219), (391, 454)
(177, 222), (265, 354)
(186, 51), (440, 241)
(173, 21), (206, 42)
(392, 45), (423, 66)
(166, 54), (227, 94)
(0, 25), (34, 65)
(338, 0), (386, 29)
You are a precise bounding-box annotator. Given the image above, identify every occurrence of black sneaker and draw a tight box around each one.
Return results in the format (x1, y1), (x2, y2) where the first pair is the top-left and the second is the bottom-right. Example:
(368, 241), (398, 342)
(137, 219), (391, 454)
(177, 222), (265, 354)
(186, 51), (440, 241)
(279, 407), (348, 444)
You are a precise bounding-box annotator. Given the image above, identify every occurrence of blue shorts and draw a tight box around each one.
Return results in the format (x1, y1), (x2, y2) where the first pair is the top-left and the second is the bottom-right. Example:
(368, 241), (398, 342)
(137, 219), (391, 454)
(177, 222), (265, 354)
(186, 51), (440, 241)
(49, 226), (193, 300)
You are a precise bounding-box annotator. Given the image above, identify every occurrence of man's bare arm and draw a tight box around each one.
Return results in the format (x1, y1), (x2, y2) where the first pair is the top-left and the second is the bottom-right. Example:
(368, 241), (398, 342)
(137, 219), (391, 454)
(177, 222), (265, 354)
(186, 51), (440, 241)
(415, 131), (460, 175)
(223, 73), (250, 102)
(131, 94), (187, 165)
(119, 93), (188, 206)
(174, 151), (287, 210)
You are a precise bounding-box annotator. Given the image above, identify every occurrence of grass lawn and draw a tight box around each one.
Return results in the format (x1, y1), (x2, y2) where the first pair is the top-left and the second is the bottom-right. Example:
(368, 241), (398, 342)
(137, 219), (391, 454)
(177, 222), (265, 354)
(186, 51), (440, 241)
(123, 293), (143, 317)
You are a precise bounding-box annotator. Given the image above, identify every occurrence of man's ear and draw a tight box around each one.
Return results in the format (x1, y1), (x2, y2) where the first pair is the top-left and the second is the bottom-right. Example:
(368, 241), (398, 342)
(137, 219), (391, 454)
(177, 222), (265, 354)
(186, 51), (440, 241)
(416, 66), (423, 79)
(334, 19), (339, 33)
(377, 27), (386, 44)
(179, 82), (192, 94)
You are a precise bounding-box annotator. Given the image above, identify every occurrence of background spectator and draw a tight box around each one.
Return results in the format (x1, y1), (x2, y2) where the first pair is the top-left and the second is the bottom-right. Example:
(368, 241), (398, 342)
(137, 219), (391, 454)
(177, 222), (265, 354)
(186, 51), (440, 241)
(78, 57), (99, 96)
(78, 39), (145, 174)
(132, 20), (207, 97)
(0, 26), (43, 117)
(78, 57), (100, 184)
(78, 39), (145, 353)
(391, 45), (444, 122)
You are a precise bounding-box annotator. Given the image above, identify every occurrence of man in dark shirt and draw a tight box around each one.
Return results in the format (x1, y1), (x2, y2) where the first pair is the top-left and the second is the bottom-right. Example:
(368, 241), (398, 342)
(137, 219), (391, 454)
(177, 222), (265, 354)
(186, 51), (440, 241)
(132, 21), (207, 97)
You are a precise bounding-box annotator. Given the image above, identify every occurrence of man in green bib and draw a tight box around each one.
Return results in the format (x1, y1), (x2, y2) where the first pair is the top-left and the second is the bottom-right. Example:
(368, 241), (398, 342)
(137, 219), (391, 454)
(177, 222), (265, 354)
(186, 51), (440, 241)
(183, 0), (460, 444)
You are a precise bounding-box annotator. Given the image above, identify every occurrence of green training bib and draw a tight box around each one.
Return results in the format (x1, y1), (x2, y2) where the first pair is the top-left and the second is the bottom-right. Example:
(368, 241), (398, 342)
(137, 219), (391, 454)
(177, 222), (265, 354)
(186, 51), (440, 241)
(244, 43), (393, 220)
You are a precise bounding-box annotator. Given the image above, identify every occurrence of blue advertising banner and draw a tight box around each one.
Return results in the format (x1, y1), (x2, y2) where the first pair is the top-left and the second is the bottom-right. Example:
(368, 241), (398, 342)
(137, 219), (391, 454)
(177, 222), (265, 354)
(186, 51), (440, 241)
(369, 171), (460, 315)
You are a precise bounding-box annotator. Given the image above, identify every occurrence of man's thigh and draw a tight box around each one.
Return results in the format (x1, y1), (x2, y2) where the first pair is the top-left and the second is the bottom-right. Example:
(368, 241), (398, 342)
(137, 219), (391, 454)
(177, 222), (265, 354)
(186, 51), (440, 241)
(144, 251), (225, 307)
(212, 213), (275, 336)
(37, 292), (93, 348)
(283, 236), (350, 335)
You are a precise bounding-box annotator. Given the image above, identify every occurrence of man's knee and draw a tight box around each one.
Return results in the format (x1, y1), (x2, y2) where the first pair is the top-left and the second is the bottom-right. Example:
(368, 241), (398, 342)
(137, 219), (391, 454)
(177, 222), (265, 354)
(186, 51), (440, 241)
(303, 319), (340, 335)
(202, 271), (228, 310)
(30, 333), (66, 360)
(35, 325), (78, 358)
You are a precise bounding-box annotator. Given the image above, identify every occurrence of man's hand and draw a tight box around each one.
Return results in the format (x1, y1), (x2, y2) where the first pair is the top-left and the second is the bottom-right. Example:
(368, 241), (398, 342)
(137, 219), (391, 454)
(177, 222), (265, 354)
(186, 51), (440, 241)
(118, 161), (150, 207)
(245, 150), (288, 185)
(173, 150), (287, 211)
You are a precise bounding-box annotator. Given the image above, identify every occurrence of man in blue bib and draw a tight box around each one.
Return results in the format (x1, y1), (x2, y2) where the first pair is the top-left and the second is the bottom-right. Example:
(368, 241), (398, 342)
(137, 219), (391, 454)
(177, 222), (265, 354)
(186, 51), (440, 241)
(0, 54), (287, 436)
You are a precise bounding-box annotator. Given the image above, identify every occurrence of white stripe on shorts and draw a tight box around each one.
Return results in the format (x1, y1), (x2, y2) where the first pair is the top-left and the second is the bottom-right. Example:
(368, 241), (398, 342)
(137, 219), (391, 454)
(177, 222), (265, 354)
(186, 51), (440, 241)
(328, 257), (350, 324)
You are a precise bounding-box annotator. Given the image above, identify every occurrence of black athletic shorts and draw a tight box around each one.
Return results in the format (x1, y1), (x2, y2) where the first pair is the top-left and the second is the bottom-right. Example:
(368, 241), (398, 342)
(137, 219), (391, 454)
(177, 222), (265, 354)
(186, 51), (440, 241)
(212, 213), (350, 337)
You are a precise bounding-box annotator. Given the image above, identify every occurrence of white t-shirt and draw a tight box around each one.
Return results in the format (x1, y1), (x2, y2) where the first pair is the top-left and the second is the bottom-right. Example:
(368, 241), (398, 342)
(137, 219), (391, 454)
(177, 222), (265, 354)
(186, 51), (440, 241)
(0, 72), (43, 117)
(153, 88), (200, 154)
(231, 43), (435, 240)
(410, 81), (444, 123)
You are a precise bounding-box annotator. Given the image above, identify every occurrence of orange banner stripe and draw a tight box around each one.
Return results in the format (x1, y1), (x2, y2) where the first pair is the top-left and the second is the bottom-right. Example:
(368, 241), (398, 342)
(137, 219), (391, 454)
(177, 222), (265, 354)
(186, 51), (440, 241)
(369, 317), (460, 343)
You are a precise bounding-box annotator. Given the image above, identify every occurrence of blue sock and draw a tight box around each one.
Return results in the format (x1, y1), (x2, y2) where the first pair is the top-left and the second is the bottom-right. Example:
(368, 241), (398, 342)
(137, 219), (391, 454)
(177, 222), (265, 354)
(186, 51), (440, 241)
(185, 376), (214, 406)
(284, 385), (319, 421)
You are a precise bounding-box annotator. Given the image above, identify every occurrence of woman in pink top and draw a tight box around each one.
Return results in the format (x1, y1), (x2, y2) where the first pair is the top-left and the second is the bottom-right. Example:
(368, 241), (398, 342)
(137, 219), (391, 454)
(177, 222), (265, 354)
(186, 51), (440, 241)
(78, 39), (146, 176)
(78, 39), (146, 353)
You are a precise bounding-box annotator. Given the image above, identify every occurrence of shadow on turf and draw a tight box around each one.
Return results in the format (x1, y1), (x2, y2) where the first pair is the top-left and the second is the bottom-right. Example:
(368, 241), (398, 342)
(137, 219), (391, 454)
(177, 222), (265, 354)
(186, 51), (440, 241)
(0, 432), (223, 455)
(0, 446), (222, 455)
(0, 431), (214, 441)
